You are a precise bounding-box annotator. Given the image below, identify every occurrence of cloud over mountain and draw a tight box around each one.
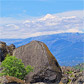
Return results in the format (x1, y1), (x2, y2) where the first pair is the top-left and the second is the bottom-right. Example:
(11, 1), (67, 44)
(0, 10), (84, 39)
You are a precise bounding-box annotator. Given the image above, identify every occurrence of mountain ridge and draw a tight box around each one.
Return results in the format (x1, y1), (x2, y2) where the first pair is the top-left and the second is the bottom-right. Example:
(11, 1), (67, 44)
(0, 33), (84, 66)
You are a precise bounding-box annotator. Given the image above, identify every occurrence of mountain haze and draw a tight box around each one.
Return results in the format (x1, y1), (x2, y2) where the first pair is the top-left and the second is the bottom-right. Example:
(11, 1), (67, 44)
(0, 33), (84, 66)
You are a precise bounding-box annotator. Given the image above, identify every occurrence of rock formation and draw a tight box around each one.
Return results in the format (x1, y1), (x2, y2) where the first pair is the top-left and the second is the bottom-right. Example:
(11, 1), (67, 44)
(59, 66), (84, 84)
(13, 41), (62, 83)
(0, 76), (25, 84)
(0, 41), (16, 62)
(7, 44), (16, 55)
(0, 41), (8, 61)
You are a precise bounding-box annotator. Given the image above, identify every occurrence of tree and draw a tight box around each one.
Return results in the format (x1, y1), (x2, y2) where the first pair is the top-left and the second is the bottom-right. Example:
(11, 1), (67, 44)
(0, 54), (33, 80)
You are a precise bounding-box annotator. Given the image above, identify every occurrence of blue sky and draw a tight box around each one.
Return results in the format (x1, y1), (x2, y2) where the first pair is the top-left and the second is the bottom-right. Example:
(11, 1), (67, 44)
(1, 0), (83, 18)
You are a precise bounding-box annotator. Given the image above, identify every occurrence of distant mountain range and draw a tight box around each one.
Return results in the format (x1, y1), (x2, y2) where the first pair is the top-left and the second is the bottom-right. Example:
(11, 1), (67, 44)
(0, 33), (84, 66)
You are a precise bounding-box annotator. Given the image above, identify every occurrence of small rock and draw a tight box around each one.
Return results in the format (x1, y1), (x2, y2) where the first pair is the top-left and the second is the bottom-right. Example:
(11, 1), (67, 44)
(0, 76), (25, 84)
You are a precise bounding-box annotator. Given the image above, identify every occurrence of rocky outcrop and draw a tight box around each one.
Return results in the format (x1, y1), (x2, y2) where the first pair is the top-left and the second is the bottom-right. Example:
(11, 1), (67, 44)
(0, 41), (16, 62)
(32, 82), (60, 84)
(0, 76), (25, 84)
(0, 41), (7, 61)
(7, 44), (16, 55)
(13, 41), (62, 83)
(59, 66), (84, 84)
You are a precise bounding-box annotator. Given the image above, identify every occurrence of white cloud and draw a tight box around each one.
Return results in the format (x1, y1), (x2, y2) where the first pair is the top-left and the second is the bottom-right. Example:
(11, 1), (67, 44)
(54, 10), (84, 18)
(67, 29), (83, 33)
(23, 20), (31, 24)
(6, 24), (19, 29)
(38, 14), (56, 21)
(0, 17), (24, 25)
(0, 10), (84, 39)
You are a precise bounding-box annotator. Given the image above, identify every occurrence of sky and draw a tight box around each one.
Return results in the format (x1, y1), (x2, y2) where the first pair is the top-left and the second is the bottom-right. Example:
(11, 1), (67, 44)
(0, 0), (84, 38)
(1, 0), (83, 18)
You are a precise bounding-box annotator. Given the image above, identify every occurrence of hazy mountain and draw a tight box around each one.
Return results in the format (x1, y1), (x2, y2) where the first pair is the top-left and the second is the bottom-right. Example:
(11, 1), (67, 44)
(0, 33), (84, 66)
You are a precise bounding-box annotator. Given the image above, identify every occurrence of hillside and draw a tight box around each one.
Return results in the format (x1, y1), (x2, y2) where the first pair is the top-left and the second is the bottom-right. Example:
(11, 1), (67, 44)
(73, 63), (84, 71)
(0, 33), (84, 66)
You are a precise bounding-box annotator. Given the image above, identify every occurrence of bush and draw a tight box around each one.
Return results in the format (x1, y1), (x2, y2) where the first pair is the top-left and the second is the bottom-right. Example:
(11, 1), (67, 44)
(67, 71), (72, 74)
(0, 54), (33, 80)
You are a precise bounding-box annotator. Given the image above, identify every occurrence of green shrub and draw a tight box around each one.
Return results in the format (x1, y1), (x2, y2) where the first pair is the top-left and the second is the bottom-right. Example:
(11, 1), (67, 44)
(68, 79), (71, 84)
(0, 54), (33, 80)
(67, 71), (72, 74)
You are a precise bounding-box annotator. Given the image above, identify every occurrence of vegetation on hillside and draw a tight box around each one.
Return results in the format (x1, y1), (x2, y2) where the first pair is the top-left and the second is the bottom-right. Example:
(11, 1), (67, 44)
(73, 63), (84, 71)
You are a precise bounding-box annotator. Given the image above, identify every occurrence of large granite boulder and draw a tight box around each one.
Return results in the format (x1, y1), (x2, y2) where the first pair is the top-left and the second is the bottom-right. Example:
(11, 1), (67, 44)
(0, 41), (16, 62)
(13, 41), (62, 83)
